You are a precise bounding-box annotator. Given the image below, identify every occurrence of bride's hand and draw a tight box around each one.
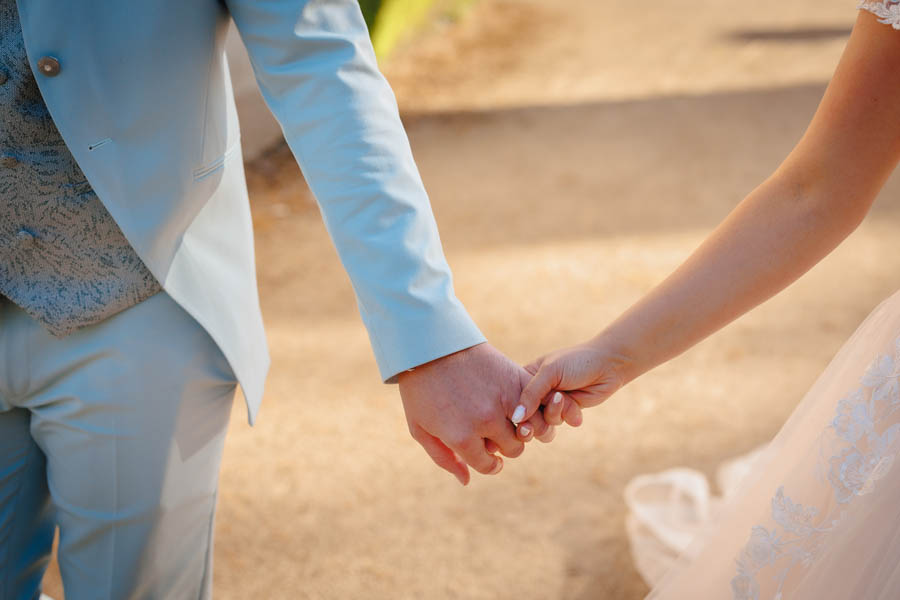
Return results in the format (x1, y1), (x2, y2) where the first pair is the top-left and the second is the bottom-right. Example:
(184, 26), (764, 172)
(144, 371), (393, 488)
(515, 337), (633, 427)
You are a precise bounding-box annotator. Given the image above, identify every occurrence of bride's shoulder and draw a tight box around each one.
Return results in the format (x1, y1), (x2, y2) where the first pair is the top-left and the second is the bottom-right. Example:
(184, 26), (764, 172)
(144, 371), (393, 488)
(859, 0), (900, 29)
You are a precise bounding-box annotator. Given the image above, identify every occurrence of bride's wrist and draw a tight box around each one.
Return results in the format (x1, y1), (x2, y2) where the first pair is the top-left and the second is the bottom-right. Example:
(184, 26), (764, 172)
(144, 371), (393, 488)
(588, 328), (645, 387)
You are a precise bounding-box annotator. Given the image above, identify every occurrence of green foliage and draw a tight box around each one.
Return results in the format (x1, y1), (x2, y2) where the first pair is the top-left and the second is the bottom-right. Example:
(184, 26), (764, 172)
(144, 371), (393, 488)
(359, 0), (477, 58)
(369, 0), (435, 58)
(357, 0), (382, 31)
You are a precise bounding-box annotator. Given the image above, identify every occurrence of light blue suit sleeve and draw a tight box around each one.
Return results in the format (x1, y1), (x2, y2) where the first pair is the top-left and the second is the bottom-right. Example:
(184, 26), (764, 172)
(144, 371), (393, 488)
(225, 0), (486, 380)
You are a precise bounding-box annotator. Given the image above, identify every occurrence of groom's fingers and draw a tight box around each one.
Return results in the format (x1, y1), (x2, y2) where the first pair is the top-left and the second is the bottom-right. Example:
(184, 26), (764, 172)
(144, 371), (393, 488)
(453, 436), (504, 476)
(486, 421), (525, 459)
(523, 356), (545, 376)
(411, 425), (470, 486)
(534, 424), (556, 443)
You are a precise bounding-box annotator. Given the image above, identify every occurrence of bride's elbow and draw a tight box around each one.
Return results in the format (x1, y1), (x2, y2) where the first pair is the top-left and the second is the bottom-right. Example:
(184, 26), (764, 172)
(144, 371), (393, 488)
(774, 162), (877, 236)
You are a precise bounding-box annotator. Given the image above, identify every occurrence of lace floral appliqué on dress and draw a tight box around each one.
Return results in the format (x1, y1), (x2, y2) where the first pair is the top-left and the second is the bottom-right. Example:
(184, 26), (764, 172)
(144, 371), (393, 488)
(859, 0), (900, 28)
(730, 338), (900, 600)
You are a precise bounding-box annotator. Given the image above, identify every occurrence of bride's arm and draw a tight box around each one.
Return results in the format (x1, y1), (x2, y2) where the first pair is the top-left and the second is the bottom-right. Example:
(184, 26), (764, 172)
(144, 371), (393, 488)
(518, 11), (900, 422)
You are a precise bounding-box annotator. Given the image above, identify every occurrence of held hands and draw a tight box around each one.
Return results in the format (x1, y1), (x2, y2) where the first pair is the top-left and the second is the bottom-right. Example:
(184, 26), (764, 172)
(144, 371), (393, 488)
(515, 335), (634, 429)
(398, 342), (556, 485)
(398, 337), (636, 485)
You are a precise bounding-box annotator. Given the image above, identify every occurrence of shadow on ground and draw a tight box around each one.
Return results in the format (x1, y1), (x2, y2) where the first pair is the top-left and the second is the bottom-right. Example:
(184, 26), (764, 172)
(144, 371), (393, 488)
(723, 26), (852, 43)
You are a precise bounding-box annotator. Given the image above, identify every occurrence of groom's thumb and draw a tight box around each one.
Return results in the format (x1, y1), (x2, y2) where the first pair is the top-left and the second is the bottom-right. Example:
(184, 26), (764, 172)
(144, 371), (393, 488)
(512, 362), (560, 424)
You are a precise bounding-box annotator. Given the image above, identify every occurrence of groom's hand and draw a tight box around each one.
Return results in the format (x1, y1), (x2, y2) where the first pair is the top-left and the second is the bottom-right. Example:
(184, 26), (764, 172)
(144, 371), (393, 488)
(398, 342), (550, 485)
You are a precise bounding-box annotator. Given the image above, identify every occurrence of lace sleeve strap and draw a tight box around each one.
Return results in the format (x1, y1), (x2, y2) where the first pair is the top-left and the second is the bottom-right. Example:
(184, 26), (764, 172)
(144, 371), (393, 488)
(859, 1), (900, 29)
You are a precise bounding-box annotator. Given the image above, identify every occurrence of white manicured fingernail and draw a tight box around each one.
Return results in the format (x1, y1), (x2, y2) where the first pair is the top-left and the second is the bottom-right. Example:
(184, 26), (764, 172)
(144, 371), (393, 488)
(519, 424), (532, 437)
(511, 405), (526, 424)
(552, 392), (563, 404)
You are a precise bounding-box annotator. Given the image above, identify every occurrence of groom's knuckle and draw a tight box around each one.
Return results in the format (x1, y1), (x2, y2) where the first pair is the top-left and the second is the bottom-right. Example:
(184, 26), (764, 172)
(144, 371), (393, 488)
(469, 404), (495, 427)
(538, 430), (556, 444)
(472, 460), (494, 474)
(447, 431), (473, 450)
(505, 444), (525, 458)
(531, 419), (549, 436)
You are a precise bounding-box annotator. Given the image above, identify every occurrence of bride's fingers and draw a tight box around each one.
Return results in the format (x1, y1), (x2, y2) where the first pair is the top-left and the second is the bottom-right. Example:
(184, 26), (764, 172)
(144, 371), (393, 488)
(515, 422), (534, 442)
(544, 392), (583, 428)
(515, 409), (552, 443)
(485, 439), (501, 454)
(515, 360), (561, 425)
(562, 396), (584, 427)
(543, 391), (566, 426)
(534, 422), (556, 443)
(514, 420), (555, 444)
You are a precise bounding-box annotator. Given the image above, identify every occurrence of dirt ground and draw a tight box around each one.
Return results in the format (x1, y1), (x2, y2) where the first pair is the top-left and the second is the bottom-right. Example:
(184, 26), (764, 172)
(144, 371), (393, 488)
(43, 1), (900, 598)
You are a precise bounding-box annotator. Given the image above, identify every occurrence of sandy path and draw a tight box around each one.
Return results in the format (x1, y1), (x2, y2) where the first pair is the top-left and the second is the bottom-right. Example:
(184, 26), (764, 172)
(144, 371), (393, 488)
(42, 1), (900, 598)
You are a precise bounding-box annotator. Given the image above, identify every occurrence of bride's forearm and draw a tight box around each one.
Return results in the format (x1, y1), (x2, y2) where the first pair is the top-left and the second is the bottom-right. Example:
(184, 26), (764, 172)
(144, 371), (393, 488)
(597, 11), (900, 386)
(599, 168), (870, 384)
(515, 13), (900, 418)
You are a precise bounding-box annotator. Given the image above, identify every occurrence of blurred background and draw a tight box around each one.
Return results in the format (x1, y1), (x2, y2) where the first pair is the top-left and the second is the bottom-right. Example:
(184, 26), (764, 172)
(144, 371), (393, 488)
(43, 0), (900, 598)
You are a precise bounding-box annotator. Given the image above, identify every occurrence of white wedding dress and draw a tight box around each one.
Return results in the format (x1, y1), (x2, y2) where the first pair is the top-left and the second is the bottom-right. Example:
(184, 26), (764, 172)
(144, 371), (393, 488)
(625, 4), (900, 598)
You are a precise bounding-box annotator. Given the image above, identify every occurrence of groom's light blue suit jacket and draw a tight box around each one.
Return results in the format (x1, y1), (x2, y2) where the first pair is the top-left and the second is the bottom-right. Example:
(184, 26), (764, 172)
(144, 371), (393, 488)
(16, 0), (485, 423)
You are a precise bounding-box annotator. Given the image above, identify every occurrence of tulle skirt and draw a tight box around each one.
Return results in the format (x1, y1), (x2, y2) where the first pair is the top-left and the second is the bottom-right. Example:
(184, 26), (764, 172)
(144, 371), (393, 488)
(648, 289), (900, 599)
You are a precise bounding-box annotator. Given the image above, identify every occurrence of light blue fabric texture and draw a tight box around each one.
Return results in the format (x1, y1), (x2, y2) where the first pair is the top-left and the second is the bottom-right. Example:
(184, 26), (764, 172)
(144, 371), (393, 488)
(14, 0), (485, 423)
(0, 292), (237, 600)
(0, 0), (162, 335)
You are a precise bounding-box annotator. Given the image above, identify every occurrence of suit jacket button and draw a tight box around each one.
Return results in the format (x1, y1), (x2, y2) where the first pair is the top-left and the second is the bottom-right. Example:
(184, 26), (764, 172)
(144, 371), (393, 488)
(37, 57), (61, 77)
(0, 156), (17, 168)
(0, 70), (8, 85)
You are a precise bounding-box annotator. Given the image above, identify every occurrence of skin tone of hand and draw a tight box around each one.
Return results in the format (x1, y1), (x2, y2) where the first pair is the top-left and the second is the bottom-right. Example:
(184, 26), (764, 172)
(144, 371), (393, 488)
(398, 342), (555, 485)
(519, 342), (624, 427)
(516, 11), (900, 425)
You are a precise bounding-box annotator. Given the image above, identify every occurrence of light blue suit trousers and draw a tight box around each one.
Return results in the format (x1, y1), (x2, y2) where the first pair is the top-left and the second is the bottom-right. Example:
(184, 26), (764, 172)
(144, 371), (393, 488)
(0, 293), (237, 599)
